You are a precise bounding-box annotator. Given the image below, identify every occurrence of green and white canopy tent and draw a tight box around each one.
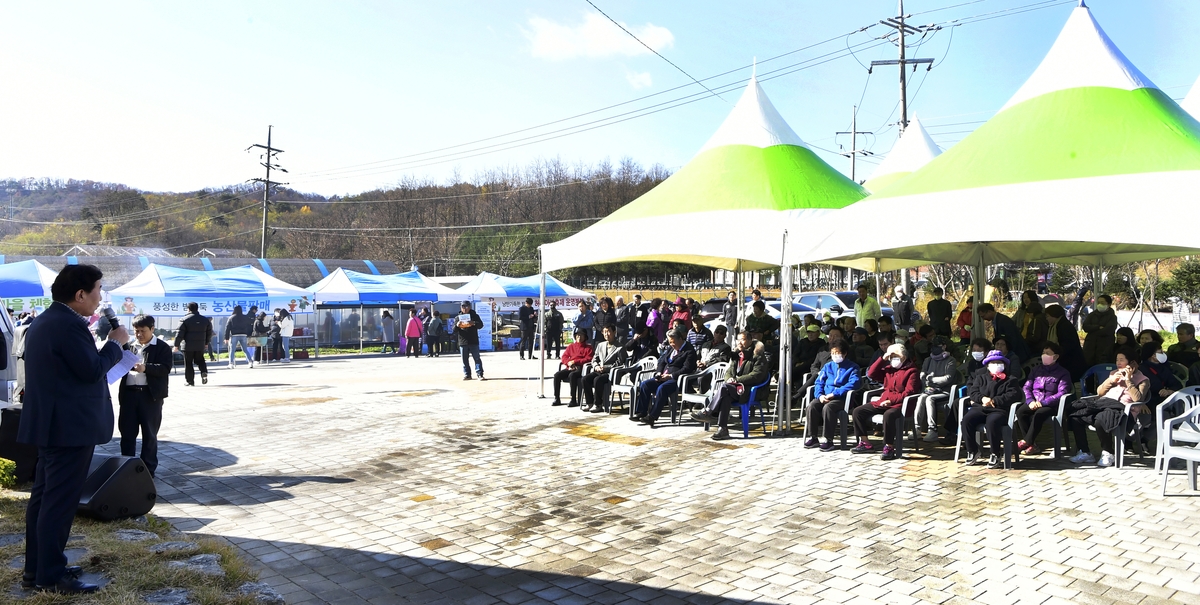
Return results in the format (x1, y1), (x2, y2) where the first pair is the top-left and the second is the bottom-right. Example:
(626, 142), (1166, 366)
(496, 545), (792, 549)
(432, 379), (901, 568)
(1181, 75), (1200, 120)
(862, 115), (942, 194)
(540, 75), (866, 273)
(785, 0), (1200, 285)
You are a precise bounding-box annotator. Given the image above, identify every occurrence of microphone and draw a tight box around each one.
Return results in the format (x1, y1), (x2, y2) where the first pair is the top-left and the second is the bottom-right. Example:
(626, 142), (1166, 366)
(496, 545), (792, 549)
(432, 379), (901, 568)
(101, 306), (120, 330)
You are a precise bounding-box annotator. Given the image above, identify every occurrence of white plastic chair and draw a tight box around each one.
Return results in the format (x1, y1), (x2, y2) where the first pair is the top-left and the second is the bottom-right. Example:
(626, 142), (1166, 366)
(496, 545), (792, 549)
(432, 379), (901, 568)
(1155, 386), (1200, 473)
(676, 362), (729, 423)
(607, 356), (656, 415)
(1160, 405), (1200, 495)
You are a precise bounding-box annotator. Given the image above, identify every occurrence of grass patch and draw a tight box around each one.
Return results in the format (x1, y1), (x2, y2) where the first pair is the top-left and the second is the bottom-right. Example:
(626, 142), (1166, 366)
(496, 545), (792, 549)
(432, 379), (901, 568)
(0, 491), (261, 604)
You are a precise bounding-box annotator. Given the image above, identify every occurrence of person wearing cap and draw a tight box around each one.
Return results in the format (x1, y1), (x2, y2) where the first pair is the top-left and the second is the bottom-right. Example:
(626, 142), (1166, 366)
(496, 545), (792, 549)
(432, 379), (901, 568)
(959, 350), (1025, 468)
(850, 343), (920, 459)
(854, 284), (882, 328)
(917, 336), (958, 442)
(552, 328), (594, 407)
(820, 311), (835, 334)
(892, 285), (914, 330)
(1014, 342), (1073, 456)
(850, 327), (875, 369)
(803, 340), (861, 451)
(795, 323), (828, 373)
(670, 297), (691, 327)
(454, 301), (486, 380)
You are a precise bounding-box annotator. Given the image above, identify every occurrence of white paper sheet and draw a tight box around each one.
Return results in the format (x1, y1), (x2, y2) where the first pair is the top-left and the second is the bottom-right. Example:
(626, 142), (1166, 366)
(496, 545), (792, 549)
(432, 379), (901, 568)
(107, 350), (140, 385)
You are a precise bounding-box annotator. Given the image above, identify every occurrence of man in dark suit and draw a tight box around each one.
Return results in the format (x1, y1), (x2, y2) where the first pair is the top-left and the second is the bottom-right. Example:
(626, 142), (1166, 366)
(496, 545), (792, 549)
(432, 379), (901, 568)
(926, 287), (953, 337)
(174, 302), (211, 386)
(119, 315), (171, 476)
(633, 329), (696, 427)
(979, 303), (1031, 362)
(19, 264), (129, 594)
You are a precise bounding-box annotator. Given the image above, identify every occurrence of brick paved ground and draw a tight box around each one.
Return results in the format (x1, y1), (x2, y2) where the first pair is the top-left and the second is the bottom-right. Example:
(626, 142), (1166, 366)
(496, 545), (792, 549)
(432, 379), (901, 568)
(114, 351), (1200, 604)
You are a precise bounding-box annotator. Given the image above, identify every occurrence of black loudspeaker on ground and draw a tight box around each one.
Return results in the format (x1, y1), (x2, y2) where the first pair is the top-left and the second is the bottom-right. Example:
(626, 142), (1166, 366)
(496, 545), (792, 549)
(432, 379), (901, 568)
(78, 455), (157, 521)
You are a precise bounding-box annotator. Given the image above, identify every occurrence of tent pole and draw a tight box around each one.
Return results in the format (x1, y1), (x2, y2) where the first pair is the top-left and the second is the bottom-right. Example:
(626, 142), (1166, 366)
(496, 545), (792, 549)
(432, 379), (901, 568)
(734, 260), (743, 345)
(874, 259), (882, 305)
(974, 252), (986, 339)
(314, 304), (319, 358)
(359, 304), (364, 355)
(539, 254), (547, 399)
(775, 231), (790, 436)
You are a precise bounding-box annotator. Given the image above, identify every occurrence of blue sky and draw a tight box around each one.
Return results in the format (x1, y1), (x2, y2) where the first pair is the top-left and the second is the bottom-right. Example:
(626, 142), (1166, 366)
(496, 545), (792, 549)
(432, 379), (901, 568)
(2, 0), (1197, 196)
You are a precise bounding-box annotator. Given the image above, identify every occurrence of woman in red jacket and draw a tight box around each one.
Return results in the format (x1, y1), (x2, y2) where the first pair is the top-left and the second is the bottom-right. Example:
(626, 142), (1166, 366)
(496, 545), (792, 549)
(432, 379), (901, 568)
(851, 344), (921, 460)
(552, 328), (595, 407)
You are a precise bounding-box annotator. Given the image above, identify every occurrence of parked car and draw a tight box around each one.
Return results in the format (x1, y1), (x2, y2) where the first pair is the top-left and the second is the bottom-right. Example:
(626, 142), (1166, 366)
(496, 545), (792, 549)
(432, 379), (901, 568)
(705, 300), (816, 334)
(792, 290), (896, 321)
(700, 298), (726, 322)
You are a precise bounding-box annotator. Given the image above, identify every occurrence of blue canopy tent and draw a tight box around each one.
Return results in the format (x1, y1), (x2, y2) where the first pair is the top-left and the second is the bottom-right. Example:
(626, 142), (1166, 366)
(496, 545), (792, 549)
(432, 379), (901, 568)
(109, 264), (312, 317)
(0, 260), (58, 314)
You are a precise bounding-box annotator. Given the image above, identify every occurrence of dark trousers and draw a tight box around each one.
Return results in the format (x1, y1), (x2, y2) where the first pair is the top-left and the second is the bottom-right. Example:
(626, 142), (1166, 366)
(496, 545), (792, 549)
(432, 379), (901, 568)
(553, 368), (583, 402)
(271, 336), (283, 360)
(519, 325), (535, 357)
(807, 397), (845, 441)
(1014, 403), (1057, 445)
(461, 344), (483, 377)
(1070, 418), (1114, 456)
(426, 335), (440, 357)
(582, 372), (611, 409)
(636, 378), (677, 420)
(25, 445), (94, 586)
(708, 383), (739, 430)
(405, 338), (421, 357)
(962, 406), (1008, 455)
(118, 388), (163, 475)
(852, 404), (905, 445)
(547, 333), (562, 358)
(183, 349), (207, 385)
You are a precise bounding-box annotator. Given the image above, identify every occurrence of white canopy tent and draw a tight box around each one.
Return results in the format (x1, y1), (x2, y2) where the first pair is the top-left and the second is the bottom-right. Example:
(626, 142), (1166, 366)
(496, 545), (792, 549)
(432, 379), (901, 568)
(862, 115), (942, 194)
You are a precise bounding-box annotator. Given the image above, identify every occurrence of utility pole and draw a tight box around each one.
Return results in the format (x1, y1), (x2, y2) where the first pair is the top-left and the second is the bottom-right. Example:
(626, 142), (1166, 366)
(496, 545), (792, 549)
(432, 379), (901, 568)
(870, 0), (937, 133)
(836, 106), (873, 183)
(247, 126), (288, 258)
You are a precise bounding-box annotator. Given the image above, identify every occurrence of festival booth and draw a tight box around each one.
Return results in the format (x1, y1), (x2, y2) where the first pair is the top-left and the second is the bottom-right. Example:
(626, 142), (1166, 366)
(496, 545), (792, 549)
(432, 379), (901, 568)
(0, 260), (59, 314)
(455, 272), (593, 351)
(108, 263), (314, 354)
(308, 268), (463, 354)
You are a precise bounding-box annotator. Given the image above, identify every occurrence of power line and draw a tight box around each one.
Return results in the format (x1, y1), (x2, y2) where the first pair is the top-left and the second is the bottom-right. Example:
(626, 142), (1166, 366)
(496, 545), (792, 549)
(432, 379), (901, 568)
(584, 0), (725, 102)
(273, 216), (605, 233)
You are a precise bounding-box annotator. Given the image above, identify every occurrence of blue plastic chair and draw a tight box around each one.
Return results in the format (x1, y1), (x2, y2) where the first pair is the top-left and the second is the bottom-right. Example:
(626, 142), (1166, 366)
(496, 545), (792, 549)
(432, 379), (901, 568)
(1080, 364), (1118, 397)
(736, 376), (774, 438)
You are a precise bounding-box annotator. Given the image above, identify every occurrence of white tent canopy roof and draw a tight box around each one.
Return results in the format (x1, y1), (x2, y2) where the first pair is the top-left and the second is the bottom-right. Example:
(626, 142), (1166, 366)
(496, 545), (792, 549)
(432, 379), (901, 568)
(863, 115), (942, 193)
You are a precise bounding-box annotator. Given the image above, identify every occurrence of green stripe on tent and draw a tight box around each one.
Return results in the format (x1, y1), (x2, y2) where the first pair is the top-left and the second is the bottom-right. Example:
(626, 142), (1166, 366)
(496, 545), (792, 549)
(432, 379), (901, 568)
(598, 144), (866, 223)
(874, 87), (1200, 199)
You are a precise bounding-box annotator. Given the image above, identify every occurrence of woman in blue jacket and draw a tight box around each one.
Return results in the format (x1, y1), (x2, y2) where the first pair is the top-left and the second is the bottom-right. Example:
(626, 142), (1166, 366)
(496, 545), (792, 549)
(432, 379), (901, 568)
(803, 341), (861, 451)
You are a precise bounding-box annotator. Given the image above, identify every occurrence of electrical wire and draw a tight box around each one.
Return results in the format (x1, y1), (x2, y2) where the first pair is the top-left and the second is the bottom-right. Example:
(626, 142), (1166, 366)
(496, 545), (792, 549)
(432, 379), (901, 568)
(273, 216), (605, 233)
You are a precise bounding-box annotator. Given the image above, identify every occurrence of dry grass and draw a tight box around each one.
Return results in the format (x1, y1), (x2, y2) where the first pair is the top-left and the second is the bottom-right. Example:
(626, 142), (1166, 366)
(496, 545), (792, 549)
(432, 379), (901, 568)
(0, 491), (260, 604)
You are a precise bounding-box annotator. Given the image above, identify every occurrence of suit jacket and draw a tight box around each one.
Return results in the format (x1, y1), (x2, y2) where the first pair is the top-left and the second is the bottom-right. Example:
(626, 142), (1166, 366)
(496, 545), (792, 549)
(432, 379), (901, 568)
(992, 313), (1030, 362)
(17, 303), (123, 447)
(1050, 319), (1086, 381)
(119, 338), (172, 401)
(656, 342), (697, 379)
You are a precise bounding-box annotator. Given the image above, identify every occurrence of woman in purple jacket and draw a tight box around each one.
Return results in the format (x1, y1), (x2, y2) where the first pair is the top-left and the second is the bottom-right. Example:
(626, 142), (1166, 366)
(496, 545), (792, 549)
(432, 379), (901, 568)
(1015, 342), (1073, 455)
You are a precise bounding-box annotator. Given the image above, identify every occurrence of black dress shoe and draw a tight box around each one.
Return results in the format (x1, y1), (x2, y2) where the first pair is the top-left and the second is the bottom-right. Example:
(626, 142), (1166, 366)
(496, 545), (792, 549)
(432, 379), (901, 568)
(552, 400), (564, 406)
(690, 412), (717, 424)
(185, 382), (195, 387)
(202, 375), (208, 384)
(711, 429), (731, 441)
(23, 566), (83, 590)
(567, 401), (579, 407)
(630, 415), (644, 422)
(38, 577), (98, 594)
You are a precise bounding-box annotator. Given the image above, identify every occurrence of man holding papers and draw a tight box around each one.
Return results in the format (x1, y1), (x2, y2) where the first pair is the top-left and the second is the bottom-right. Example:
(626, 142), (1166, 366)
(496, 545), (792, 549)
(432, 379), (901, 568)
(118, 315), (172, 477)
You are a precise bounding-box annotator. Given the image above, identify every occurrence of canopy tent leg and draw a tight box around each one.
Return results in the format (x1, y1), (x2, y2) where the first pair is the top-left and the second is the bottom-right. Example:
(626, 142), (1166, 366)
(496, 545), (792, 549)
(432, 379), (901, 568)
(974, 252), (986, 339)
(359, 304), (364, 355)
(314, 304), (319, 358)
(774, 231), (791, 436)
(874, 259), (882, 303)
(539, 253), (547, 399)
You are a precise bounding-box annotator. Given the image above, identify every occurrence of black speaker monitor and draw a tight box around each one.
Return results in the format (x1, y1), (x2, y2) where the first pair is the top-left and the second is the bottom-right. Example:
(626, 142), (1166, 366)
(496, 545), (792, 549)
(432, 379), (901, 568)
(78, 455), (156, 521)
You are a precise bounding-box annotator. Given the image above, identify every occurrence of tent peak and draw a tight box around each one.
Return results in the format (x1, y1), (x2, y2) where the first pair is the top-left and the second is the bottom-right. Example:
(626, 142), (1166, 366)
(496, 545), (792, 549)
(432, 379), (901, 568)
(863, 114), (941, 193)
(1002, 3), (1155, 111)
(697, 75), (807, 153)
(1182, 74), (1200, 119)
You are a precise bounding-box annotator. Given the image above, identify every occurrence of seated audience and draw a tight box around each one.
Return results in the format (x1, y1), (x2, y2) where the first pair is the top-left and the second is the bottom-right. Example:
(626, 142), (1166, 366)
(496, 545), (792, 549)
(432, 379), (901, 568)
(1167, 323), (1200, 369)
(1139, 341), (1181, 408)
(917, 336), (958, 442)
(1114, 326), (1135, 349)
(690, 333), (770, 441)
(1068, 347), (1149, 467)
(851, 344), (920, 460)
(803, 340), (861, 451)
(992, 336), (1022, 374)
(633, 330), (696, 427)
(850, 327), (876, 368)
(959, 350), (1025, 468)
(1014, 343), (1072, 455)
(1136, 329), (1163, 348)
(581, 326), (626, 413)
(552, 329), (594, 407)
(686, 316), (713, 351)
(795, 324), (828, 374)
(744, 301), (779, 348)
(802, 326), (845, 390)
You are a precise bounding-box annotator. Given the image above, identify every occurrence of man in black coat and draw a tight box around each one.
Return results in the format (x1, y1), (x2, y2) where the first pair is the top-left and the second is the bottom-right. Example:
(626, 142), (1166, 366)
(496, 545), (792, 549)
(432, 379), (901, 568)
(926, 287), (953, 337)
(454, 301), (485, 380)
(174, 302), (212, 386)
(1045, 304), (1086, 380)
(633, 330), (696, 426)
(979, 303), (1030, 362)
(119, 315), (172, 476)
(517, 298), (537, 360)
(19, 264), (129, 594)
(721, 290), (739, 345)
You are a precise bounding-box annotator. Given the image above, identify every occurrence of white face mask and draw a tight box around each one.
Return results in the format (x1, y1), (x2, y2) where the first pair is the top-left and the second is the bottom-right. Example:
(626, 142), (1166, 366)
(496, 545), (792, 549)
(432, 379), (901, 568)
(1041, 354), (1057, 366)
(830, 354), (845, 364)
(972, 351), (985, 361)
(889, 358), (903, 368)
(1096, 303), (1109, 312)
(1155, 352), (1168, 363)
(988, 363), (1006, 375)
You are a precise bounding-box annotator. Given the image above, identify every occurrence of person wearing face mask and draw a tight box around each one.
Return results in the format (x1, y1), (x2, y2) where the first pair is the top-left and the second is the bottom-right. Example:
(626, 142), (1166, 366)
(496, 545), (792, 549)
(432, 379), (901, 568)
(964, 338), (994, 375)
(1067, 347), (1149, 466)
(917, 337), (958, 442)
(959, 350), (1025, 468)
(1082, 294), (1118, 367)
(803, 341), (861, 451)
(1013, 343), (1073, 456)
(851, 344), (920, 460)
(1044, 305), (1086, 380)
(1139, 341), (1181, 408)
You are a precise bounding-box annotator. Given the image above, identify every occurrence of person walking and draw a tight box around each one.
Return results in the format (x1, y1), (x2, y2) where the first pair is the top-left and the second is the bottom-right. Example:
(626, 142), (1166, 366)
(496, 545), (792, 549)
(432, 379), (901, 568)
(223, 305), (254, 368)
(174, 302), (211, 386)
(118, 315), (171, 476)
(380, 310), (397, 354)
(405, 308), (424, 357)
(455, 302), (485, 380)
(425, 310), (443, 357)
(19, 264), (130, 594)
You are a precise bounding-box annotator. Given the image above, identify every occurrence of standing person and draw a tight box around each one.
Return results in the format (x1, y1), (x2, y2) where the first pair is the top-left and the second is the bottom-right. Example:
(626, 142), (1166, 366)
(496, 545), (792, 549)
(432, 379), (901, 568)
(630, 294), (647, 336)
(574, 301), (595, 341)
(1082, 294), (1118, 366)
(955, 296), (974, 343)
(268, 310), (284, 360)
(119, 315), (171, 476)
(247, 308), (267, 364)
(405, 308), (424, 357)
(19, 264), (130, 594)
(206, 315), (216, 362)
(545, 302), (564, 359)
(614, 296), (631, 341)
(276, 309), (293, 362)
(978, 303), (1030, 363)
(380, 310), (397, 355)
(721, 290), (739, 345)
(518, 298), (537, 360)
(322, 311), (335, 345)
(223, 305), (254, 368)
(1012, 290), (1049, 357)
(174, 302), (211, 386)
(424, 310), (443, 357)
(646, 298), (665, 343)
(927, 287), (953, 337)
(892, 286), (914, 330)
(1045, 305), (1086, 380)
(744, 289), (763, 322)
(455, 301), (485, 380)
(854, 284), (882, 328)
(594, 297), (616, 343)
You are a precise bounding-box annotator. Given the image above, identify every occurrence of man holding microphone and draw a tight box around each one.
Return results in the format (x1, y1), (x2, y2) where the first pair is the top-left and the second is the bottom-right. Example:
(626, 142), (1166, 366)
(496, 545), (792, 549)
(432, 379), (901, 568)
(18, 264), (129, 594)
